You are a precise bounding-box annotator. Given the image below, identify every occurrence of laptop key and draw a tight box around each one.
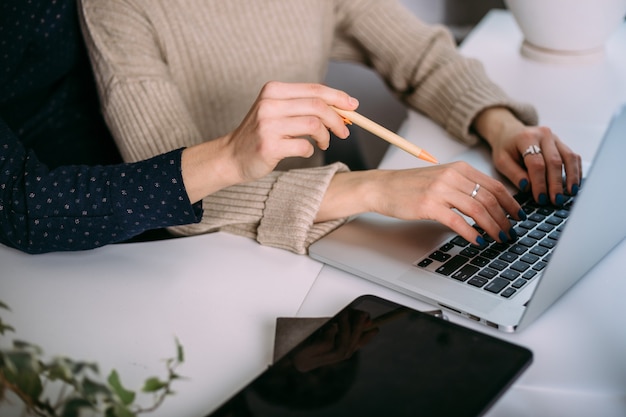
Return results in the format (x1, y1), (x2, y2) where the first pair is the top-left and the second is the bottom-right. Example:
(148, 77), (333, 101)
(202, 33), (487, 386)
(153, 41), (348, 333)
(430, 250), (452, 262)
(417, 258), (433, 268)
(452, 264), (479, 282)
(485, 277), (509, 294)
(470, 256), (490, 267)
(436, 255), (469, 275)
(440, 242), (455, 252)
(468, 276), (489, 287)
(501, 287), (517, 298)
(489, 259), (508, 271)
(451, 236), (470, 247)
(501, 270), (520, 281)
(478, 268), (498, 279)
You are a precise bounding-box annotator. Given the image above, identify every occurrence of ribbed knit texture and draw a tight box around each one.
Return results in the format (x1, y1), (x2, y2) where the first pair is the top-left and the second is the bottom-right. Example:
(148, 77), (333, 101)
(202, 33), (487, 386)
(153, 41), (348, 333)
(79, 0), (538, 254)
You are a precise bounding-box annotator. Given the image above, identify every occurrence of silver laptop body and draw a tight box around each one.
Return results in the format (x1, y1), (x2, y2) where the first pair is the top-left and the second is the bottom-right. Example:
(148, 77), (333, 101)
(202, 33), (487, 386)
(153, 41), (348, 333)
(310, 104), (626, 332)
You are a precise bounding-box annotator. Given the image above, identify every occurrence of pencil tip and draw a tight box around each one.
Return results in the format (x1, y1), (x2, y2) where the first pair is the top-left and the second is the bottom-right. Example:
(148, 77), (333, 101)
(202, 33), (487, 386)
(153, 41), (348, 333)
(420, 150), (439, 164)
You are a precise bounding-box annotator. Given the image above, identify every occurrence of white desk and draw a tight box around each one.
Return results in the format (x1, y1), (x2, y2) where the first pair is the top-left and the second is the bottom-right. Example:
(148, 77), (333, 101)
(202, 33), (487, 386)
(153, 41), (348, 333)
(301, 10), (626, 417)
(0, 233), (323, 417)
(1, 9), (625, 417)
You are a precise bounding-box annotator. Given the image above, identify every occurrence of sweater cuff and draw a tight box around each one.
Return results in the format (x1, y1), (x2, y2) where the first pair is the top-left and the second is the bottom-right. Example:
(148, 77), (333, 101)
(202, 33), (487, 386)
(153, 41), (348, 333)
(428, 60), (538, 145)
(258, 162), (350, 255)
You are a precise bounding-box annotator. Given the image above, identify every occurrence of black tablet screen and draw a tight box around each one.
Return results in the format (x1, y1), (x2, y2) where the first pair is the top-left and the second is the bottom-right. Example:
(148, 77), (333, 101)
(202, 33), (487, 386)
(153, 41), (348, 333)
(207, 295), (532, 417)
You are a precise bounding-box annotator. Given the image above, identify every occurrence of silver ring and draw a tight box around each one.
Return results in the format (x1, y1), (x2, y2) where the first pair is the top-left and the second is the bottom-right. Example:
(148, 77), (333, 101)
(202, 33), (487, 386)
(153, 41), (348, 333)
(470, 183), (481, 199)
(522, 144), (542, 158)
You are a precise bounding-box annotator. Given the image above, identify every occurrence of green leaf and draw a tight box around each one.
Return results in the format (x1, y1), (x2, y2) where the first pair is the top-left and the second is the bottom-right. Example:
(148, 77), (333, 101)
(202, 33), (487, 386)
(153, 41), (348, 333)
(107, 370), (135, 406)
(3, 366), (43, 400)
(0, 300), (10, 311)
(60, 398), (94, 417)
(0, 318), (15, 335)
(141, 377), (167, 393)
(105, 402), (136, 417)
(175, 338), (185, 363)
(45, 358), (75, 383)
(82, 376), (112, 400)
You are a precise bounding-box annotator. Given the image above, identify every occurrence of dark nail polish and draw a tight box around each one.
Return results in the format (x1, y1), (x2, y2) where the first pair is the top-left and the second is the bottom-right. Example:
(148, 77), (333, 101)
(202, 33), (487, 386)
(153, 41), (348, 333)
(476, 236), (487, 247)
(538, 193), (548, 205)
(509, 227), (518, 240)
(555, 193), (565, 206)
(498, 230), (508, 243)
(571, 184), (579, 195)
(518, 209), (527, 220)
(519, 179), (529, 192)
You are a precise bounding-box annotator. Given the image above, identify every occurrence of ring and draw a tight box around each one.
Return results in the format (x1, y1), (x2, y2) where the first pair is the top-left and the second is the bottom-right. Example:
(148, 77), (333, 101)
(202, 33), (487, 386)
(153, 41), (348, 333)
(470, 183), (481, 199)
(522, 144), (542, 158)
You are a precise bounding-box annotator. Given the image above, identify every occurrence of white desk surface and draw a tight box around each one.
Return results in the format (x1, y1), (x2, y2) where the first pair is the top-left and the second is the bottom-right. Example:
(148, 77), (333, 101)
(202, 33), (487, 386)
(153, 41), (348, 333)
(0, 233), (323, 417)
(1, 9), (625, 417)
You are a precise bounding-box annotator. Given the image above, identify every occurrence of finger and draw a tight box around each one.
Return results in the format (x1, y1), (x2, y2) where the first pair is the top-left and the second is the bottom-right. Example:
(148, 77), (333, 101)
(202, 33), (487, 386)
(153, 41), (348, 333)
(556, 140), (583, 196)
(521, 142), (550, 205)
(260, 97), (351, 140)
(259, 81), (358, 112)
(436, 208), (488, 247)
(495, 152), (532, 193)
(455, 178), (518, 243)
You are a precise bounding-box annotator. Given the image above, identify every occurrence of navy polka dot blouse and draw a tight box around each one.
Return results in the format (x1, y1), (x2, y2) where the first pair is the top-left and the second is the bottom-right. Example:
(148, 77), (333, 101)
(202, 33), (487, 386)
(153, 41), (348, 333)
(0, 0), (202, 254)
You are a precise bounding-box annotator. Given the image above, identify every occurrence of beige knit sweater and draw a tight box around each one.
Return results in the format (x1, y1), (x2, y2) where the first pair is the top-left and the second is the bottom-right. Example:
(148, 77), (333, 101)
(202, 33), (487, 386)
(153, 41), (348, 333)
(79, 0), (537, 254)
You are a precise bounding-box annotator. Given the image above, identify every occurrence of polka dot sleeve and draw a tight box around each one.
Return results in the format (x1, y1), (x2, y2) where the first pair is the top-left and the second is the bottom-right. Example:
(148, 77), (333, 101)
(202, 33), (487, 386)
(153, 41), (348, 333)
(0, 119), (202, 254)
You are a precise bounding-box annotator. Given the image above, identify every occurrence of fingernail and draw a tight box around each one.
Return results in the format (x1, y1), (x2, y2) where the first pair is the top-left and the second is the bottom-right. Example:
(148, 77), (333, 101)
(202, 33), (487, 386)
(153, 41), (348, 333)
(571, 184), (579, 195)
(509, 227), (517, 240)
(476, 236), (486, 247)
(349, 97), (359, 107)
(538, 193), (548, 205)
(519, 179), (529, 192)
(555, 193), (565, 206)
(518, 209), (527, 220)
(498, 230), (508, 243)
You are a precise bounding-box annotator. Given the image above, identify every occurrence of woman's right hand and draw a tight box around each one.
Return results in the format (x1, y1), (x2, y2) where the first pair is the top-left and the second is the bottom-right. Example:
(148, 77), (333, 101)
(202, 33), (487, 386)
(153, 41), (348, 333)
(225, 81), (359, 182)
(318, 161), (527, 246)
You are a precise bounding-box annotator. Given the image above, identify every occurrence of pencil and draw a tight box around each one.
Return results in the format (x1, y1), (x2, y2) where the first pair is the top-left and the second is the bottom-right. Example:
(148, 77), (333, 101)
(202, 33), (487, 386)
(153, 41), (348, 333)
(332, 106), (439, 164)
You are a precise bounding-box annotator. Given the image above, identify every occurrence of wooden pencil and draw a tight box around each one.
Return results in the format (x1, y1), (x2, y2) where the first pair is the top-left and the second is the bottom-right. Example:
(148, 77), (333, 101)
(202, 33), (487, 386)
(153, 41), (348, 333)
(332, 106), (439, 164)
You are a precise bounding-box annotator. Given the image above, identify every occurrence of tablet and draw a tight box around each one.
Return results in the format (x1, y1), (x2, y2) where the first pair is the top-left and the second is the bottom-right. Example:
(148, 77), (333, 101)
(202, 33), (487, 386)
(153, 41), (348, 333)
(206, 295), (532, 417)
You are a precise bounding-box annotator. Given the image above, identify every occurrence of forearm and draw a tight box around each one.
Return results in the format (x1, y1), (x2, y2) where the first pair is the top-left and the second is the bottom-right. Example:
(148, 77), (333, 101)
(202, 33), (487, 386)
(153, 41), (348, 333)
(315, 170), (379, 223)
(0, 124), (200, 253)
(332, 0), (538, 145)
(180, 135), (246, 204)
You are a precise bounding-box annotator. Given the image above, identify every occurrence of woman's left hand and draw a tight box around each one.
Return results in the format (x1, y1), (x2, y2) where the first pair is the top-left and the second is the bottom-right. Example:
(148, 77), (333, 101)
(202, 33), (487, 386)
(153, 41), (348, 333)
(474, 107), (583, 206)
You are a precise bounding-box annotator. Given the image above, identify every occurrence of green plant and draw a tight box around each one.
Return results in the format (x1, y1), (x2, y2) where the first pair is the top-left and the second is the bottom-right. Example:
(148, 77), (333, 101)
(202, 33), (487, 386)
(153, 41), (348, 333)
(0, 301), (184, 417)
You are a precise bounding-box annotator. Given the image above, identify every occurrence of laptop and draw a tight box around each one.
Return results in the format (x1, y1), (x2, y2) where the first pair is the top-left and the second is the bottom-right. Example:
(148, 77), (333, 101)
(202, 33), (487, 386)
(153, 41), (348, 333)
(310, 104), (626, 332)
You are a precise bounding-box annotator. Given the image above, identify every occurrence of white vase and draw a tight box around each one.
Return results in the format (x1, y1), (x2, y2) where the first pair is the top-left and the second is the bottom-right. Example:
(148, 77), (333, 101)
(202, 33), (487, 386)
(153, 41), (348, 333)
(504, 0), (626, 64)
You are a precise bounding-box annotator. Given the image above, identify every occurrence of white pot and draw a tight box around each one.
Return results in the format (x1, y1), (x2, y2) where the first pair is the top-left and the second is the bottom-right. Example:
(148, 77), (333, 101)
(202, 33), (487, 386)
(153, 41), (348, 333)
(504, 0), (626, 63)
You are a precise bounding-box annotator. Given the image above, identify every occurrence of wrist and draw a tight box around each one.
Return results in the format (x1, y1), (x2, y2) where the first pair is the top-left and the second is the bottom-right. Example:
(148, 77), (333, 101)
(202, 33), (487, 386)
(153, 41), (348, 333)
(473, 107), (525, 148)
(316, 170), (380, 222)
(181, 136), (242, 203)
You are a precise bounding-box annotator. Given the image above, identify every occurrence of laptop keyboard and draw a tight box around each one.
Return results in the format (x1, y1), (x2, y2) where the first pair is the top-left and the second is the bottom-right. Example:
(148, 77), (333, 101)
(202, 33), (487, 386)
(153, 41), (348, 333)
(415, 191), (576, 299)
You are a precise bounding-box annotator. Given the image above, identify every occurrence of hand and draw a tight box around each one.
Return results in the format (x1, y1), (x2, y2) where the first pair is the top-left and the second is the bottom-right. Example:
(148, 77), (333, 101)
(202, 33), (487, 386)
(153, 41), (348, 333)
(225, 81), (358, 182)
(474, 107), (583, 205)
(319, 162), (526, 246)
(181, 81), (358, 203)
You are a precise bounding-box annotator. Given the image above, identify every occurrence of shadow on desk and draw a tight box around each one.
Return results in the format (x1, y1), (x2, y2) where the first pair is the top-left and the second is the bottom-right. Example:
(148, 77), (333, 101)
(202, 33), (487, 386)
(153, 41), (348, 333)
(119, 228), (178, 244)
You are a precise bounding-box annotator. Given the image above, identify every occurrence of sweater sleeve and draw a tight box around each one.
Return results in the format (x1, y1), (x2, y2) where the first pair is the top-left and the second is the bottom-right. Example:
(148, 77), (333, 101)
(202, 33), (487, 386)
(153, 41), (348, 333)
(79, 0), (350, 254)
(331, 0), (538, 145)
(0, 119), (201, 254)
